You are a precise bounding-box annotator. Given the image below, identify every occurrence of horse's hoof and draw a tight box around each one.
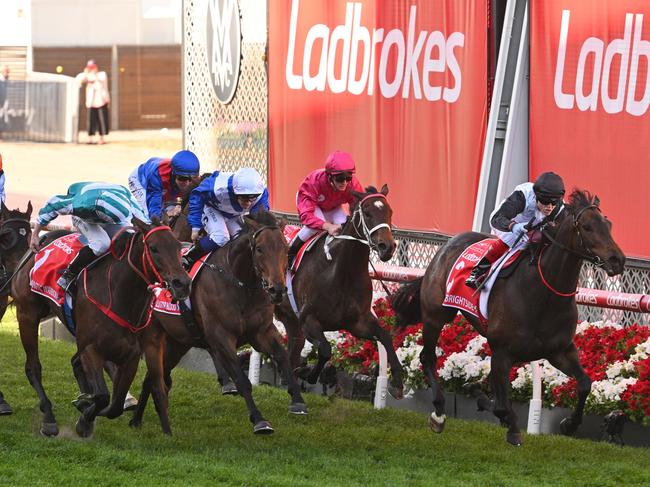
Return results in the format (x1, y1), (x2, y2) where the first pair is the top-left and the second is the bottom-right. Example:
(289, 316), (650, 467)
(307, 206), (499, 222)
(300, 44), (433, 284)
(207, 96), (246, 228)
(428, 412), (446, 433)
(294, 366), (312, 381)
(0, 401), (13, 415)
(221, 382), (239, 395)
(560, 417), (577, 436)
(507, 431), (523, 446)
(129, 417), (142, 429)
(72, 393), (94, 413)
(288, 402), (308, 415)
(253, 420), (274, 435)
(75, 417), (94, 438)
(123, 395), (138, 412)
(40, 422), (59, 437)
(388, 384), (404, 400)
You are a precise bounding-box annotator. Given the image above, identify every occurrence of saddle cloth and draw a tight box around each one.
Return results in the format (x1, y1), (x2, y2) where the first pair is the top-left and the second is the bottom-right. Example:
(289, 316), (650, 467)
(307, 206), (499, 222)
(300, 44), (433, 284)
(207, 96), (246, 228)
(442, 238), (520, 327)
(30, 233), (86, 306)
(284, 225), (326, 274)
(152, 249), (207, 315)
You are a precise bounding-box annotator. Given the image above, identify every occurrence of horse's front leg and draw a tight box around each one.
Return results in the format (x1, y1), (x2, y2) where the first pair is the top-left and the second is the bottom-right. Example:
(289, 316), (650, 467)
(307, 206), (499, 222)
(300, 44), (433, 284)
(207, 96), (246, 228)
(548, 344), (591, 437)
(75, 345), (110, 438)
(17, 310), (58, 436)
(209, 351), (238, 395)
(301, 315), (331, 385)
(0, 388), (12, 415)
(490, 349), (521, 445)
(99, 356), (140, 420)
(275, 304), (304, 372)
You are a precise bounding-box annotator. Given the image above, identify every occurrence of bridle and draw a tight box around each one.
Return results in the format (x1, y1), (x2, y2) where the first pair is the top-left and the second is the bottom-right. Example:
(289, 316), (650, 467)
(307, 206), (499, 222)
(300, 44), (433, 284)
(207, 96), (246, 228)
(0, 217), (31, 251)
(538, 204), (605, 297)
(324, 193), (392, 259)
(118, 225), (174, 287)
(248, 224), (280, 294)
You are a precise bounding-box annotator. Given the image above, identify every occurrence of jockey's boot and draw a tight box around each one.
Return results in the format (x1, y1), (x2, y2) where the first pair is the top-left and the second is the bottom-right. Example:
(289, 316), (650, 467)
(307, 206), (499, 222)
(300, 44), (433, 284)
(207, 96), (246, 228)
(182, 244), (207, 271)
(465, 238), (510, 289)
(178, 299), (203, 343)
(57, 246), (96, 291)
(287, 236), (305, 270)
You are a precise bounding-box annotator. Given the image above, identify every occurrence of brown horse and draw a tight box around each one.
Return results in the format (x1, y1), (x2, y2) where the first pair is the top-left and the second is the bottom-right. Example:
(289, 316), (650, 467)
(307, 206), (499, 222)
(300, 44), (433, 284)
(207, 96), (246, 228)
(11, 218), (191, 436)
(391, 190), (626, 445)
(0, 202), (33, 415)
(130, 209), (307, 434)
(274, 185), (405, 398)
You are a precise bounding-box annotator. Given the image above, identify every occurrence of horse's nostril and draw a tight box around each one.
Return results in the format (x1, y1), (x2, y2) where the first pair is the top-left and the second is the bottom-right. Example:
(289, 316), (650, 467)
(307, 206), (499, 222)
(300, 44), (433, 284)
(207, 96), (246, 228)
(171, 278), (185, 289)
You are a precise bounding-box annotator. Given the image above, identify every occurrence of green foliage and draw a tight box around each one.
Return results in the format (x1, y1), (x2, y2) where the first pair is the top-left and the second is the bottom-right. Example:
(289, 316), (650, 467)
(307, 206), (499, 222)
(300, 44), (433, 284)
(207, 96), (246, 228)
(0, 318), (649, 486)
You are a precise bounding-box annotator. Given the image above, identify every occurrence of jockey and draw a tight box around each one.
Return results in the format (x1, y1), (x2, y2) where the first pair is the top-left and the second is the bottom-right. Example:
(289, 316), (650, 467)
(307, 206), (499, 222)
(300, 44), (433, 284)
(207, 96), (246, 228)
(0, 153), (6, 204)
(30, 182), (150, 290)
(128, 150), (200, 220)
(465, 171), (566, 289)
(287, 150), (364, 266)
(182, 167), (269, 269)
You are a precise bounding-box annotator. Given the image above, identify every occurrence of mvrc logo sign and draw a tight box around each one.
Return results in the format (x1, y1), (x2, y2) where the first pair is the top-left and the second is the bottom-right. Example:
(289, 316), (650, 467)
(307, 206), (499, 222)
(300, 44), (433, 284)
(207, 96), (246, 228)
(206, 0), (242, 104)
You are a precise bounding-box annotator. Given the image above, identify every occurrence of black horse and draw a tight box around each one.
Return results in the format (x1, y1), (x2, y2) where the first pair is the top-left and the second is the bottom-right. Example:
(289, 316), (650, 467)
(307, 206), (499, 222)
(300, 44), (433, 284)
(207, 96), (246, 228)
(391, 190), (626, 445)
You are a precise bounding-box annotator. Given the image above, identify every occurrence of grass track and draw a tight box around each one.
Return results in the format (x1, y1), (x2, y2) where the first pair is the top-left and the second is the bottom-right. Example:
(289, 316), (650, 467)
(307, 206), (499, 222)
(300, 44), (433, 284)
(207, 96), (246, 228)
(0, 316), (649, 486)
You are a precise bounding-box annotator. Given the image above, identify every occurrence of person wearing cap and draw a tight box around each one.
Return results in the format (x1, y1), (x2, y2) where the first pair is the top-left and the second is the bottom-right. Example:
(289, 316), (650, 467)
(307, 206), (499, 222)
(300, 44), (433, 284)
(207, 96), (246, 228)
(30, 182), (150, 291)
(128, 150), (201, 220)
(75, 60), (111, 144)
(0, 154), (6, 204)
(182, 167), (269, 269)
(465, 171), (566, 289)
(287, 150), (364, 267)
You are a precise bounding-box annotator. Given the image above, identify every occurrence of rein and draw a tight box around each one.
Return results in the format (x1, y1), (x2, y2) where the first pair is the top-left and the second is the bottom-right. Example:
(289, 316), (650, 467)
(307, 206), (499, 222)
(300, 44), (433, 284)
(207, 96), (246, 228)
(248, 225), (278, 293)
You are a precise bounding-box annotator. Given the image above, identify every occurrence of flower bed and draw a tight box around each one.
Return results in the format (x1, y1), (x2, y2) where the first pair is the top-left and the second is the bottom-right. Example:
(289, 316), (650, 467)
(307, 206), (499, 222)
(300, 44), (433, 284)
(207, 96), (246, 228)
(326, 298), (650, 425)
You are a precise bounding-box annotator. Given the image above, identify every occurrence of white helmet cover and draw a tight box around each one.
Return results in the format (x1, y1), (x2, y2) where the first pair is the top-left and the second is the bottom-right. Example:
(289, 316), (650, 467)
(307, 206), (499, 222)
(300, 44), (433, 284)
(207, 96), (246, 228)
(232, 167), (264, 195)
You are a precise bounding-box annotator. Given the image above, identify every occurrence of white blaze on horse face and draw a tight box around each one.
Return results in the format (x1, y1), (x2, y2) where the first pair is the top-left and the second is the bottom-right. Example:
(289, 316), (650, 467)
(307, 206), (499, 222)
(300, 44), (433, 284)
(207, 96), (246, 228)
(373, 200), (384, 209)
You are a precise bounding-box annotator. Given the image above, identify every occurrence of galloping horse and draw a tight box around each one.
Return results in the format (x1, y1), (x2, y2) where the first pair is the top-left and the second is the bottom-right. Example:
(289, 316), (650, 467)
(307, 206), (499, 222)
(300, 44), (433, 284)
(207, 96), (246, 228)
(130, 210), (307, 434)
(275, 185), (405, 398)
(11, 218), (190, 436)
(391, 190), (626, 445)
(0, 202), (32, 415)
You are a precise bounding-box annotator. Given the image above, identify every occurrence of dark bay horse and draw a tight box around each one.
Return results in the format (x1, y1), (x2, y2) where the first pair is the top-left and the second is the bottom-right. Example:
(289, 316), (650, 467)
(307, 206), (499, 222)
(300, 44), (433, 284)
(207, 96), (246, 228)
(130, 210), (307, 434)
(274, 185), (405, 398)
(11, 218), (191, 436)
(0, 202), (33, 415)
(391, 190), (626, 445)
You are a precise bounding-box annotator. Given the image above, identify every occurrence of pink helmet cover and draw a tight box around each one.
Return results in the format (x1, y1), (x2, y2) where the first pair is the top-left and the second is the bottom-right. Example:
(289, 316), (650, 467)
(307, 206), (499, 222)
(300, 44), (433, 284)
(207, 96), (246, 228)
(325, 150), (355, 174)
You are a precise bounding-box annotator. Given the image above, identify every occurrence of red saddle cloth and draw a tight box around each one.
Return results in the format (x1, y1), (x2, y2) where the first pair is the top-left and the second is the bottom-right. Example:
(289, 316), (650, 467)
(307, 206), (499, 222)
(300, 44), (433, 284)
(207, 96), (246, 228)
(30, 233), (85, 306)
(152, 249), (207, 315)
(442, 238), (520, 326)
(283, 225), (325, 274)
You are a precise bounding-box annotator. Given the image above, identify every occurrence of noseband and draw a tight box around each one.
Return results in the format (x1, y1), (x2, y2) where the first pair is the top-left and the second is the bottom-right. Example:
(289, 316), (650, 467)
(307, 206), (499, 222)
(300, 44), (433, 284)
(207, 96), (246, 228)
(248, 224), (281, 294)
(325, 194), (391, 258)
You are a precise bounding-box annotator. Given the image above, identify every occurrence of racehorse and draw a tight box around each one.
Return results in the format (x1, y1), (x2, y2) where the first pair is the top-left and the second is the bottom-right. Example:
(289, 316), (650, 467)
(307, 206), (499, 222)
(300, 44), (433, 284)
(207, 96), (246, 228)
(391, 190), (626, 445)
(130, 209), (308, 434)
(274, 185), (405, 398)
(0, 202), (32, 415)
(11, 217), (190, 436)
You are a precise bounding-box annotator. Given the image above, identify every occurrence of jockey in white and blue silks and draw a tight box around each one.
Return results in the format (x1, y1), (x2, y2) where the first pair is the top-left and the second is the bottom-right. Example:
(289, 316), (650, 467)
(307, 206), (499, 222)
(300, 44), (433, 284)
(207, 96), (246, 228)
(182, 167), (269, 268)
(465, 171), (566, 289)
(30, 182), (150, 290)
(128, 150), (200, 220)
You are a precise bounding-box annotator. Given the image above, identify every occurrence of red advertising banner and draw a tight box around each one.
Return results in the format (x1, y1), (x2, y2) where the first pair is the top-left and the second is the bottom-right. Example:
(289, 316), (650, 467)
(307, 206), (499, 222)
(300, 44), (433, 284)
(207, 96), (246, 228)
(531, 0), (650, 258)
(269, 0), (488, 234)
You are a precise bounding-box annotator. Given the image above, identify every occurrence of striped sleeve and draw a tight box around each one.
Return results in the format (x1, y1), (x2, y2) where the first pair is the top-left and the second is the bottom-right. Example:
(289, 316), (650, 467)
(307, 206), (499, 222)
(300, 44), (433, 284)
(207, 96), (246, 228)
(37, 195), (73, 226)
(126, 190), (151, 223)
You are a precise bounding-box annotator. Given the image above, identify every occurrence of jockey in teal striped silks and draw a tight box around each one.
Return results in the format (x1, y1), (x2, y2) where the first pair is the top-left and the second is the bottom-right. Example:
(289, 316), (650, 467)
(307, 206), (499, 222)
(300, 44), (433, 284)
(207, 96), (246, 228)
(30, 182), (150, 290)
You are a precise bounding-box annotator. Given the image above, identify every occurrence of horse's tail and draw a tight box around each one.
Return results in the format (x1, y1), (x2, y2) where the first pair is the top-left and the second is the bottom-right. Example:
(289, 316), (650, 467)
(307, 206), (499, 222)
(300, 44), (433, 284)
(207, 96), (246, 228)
(390, 277), (423, 328)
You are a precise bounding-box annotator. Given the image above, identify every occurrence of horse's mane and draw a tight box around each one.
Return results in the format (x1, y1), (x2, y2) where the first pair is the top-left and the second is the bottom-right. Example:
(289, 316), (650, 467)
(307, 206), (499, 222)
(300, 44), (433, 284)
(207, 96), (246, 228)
(565, 189), (598, 215)
(3, 207), (30, 219)
(238, 210), (279, 236)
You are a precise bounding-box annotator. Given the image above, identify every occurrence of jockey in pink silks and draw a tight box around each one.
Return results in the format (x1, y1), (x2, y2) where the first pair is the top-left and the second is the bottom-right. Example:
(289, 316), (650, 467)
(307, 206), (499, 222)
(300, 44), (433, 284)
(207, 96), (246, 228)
(287, 150), (365, 266)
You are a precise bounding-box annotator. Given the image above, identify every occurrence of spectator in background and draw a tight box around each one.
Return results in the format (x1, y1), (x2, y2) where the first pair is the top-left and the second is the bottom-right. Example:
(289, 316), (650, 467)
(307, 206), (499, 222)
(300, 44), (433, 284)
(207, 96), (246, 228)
(0, 65), (9, 81)
(76, 60), (110, 145)
(0, 154), (6, 204)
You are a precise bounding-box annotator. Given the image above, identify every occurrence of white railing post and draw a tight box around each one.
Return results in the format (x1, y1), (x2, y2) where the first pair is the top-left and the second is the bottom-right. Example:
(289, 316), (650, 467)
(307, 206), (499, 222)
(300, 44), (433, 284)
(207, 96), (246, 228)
(374, 342), (388, 409)
(248, 350), (261, 385)
(527, 360), (542, 434)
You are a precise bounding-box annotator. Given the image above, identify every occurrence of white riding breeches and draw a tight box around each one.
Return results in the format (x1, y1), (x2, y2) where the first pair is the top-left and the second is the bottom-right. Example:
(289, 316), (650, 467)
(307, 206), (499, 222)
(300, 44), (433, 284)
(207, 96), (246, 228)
(297, 206), (347, 240)
(127, 168), (149, 218)
(72, 216), (125, 255)
(203, 206), (243, 247)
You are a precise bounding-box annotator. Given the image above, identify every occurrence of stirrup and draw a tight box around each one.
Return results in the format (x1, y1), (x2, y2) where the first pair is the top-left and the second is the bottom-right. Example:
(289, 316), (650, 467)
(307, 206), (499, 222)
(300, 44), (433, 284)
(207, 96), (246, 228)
(465, 272), (487, 290)
(57, 272), (76, 291)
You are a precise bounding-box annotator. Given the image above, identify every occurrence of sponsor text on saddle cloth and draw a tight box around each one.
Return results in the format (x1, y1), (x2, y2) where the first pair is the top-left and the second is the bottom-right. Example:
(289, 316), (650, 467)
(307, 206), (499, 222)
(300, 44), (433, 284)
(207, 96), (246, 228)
(443, 238), (520, 326)
(30, 233), (86, 305)
(152, 248), (206, 314)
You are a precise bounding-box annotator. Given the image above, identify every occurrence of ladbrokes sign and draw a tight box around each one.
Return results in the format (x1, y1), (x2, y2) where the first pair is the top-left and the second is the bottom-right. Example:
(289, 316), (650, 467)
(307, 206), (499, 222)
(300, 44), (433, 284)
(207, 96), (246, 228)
(531, 0), (650, 258)
(269, 0), (488, 234)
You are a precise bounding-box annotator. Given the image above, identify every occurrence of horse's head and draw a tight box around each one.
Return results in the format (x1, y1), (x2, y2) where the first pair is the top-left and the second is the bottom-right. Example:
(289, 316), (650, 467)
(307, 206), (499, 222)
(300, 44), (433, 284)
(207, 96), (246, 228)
(132, 216), (192, 300)
(349, 184), (396, 262)
(241, 210), (287, 304)
(0, 201), (33, 262)
(563, 190), (626, 276)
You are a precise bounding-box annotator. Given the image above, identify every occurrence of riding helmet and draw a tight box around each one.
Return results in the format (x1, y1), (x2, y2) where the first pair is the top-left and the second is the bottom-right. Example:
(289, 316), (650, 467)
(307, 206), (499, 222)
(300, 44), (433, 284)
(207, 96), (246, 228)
(533, 172), (565, 199)
(232, 167), (264, 195)
(171, 150), (200, 177)
(325, 150), (355, 174)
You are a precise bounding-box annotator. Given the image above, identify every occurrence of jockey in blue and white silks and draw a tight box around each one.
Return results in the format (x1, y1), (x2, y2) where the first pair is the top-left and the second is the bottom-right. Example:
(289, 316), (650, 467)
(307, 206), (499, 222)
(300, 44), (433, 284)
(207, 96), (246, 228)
(128, 150), (200, 219)
(182, 167), (269, 268)
(465, 172), (566, 289)
(30, 181), (150, 290)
